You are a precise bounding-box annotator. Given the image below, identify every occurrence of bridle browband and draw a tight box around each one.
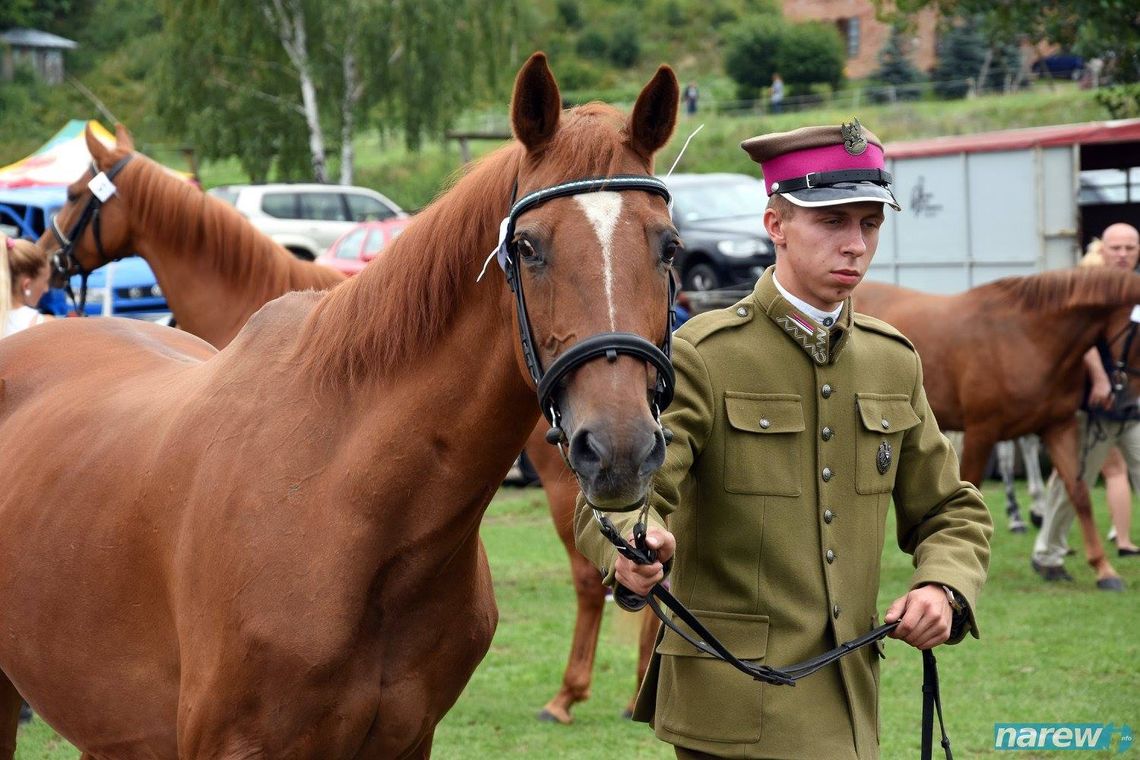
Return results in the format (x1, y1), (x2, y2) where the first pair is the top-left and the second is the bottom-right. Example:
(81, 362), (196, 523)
(49, 154), (134, 315)
(494, 175), (677, 439)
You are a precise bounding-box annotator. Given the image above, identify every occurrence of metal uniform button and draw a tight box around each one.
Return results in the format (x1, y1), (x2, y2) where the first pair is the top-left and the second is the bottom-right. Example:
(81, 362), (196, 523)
(822, 426), (833, 441)
(833, 603), (841, 619)
(821, 383), (833, 399)
(822, 467), (833, 482)
(881, 419), (890, 430)
(823, 509), (834, 524)
(826, 549), (835, 563)
(759, 418), (771, 429)
(737, 307), (748, 317)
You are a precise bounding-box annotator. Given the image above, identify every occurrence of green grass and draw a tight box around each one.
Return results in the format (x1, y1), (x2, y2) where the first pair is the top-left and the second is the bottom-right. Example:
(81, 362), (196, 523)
(13, 481), (1138, 759)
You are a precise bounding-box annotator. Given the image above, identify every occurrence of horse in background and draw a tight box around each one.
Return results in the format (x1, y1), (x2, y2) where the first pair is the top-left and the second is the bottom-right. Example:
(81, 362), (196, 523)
(0, 53), (680, 758)
(996, 436), (1047, 528)
(853, 268), (1140, 589)
(40, 123), (345, 348)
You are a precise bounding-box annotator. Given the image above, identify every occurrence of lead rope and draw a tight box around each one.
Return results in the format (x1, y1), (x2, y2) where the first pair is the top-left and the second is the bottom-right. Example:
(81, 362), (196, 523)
(595, 514), (951, 758)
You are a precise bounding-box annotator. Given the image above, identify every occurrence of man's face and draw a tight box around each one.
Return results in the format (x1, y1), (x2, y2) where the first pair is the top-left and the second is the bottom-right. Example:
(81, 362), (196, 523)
(765, 200), (886, 311)
(1102, 224), (1140, 270)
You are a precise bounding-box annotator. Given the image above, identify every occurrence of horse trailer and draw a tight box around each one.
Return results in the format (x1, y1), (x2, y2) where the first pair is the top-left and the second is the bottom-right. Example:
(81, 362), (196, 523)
(870, 117), (1140, 293)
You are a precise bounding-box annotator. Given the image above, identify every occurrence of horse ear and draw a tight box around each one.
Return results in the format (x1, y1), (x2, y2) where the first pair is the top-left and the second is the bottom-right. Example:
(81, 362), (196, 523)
(114, 123), (135, 152)
(627, 66), (679, 162)
(511, 52), (561, 154)
(85, 125), (109, 166)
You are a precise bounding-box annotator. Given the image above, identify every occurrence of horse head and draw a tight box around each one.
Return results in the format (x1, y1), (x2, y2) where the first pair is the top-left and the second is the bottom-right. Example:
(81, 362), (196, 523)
(504, 53), (679, 509)
(39, 123), (137, 284)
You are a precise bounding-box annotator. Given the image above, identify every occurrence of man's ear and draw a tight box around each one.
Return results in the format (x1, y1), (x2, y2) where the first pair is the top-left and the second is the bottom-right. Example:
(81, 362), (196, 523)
(764, 206), (786, 248)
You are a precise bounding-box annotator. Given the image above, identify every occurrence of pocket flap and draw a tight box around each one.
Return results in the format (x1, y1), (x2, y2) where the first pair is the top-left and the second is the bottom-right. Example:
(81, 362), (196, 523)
(856, 394), (921, 434)
(725, 393), (804, 434)
(657, 610), (769, 660)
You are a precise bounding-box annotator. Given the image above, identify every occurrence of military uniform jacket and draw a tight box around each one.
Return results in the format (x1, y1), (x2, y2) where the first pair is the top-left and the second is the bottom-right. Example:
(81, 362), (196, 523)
(575, 269), (992, 759)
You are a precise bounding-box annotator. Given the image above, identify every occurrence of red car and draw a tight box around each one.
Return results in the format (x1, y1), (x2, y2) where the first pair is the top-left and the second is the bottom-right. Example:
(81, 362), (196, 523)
(317, 218), (412, 276)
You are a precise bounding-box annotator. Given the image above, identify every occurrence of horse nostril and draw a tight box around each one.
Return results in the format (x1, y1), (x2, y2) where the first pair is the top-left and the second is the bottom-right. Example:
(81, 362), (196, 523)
(639, 428), (667, 477)
(569, 427), (610, 478)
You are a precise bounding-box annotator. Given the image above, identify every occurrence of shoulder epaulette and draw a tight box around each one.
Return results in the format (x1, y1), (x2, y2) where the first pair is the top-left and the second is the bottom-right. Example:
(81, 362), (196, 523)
(853, 312), (916, 351)
(677, 299), (755, 346)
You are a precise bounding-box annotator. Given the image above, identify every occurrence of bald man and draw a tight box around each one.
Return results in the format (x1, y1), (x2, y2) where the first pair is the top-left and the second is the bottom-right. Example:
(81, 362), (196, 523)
(1032, 222), (1140, 587)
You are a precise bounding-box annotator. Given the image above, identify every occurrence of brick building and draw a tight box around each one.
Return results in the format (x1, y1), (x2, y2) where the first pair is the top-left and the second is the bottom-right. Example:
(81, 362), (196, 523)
(781, 0), (938, 79)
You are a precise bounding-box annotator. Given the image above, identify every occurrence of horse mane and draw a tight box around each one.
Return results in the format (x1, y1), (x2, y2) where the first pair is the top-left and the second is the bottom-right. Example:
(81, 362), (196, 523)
(124, 153), (307, 285)
(296, 103), (639, 388)
(983, 267), (1137, 312)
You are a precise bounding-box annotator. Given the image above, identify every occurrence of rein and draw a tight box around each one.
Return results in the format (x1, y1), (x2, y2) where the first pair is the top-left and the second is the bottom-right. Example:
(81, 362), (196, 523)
(493, 175), (676, 439)
(595, 512), (953, 759)
(49, 155), (134, 316)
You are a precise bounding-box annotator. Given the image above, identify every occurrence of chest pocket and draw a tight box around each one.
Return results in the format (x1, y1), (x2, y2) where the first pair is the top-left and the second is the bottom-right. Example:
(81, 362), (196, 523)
(724, 392), (804, 496)
(855, 394), (922, 494)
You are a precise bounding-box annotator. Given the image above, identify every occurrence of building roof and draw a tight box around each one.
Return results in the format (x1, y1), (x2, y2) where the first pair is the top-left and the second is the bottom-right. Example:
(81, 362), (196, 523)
(886, 118), (1140, 159)
(0, 28), (78, 50)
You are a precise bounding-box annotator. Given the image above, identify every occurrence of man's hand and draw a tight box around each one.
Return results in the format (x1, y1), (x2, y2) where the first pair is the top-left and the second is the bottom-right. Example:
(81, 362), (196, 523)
(613, 527), (676, 597)
(884, 584), (952, 650)
(1088, 373), (1114, 409)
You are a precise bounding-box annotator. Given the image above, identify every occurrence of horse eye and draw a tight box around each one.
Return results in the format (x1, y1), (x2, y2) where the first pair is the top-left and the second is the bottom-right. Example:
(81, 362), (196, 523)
(662, 238), (682, 264)
(515, 237), (539, 262)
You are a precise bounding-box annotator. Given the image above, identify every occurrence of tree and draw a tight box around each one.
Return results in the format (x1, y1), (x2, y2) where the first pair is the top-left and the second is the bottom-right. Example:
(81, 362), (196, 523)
(877, 0), (1140, 83)
(155, 0), (523, 184)
(874, 24), (925, 90)
(724, 14), (844, 101)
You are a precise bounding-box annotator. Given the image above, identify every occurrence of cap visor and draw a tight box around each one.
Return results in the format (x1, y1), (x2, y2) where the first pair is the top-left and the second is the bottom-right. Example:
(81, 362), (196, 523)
(781, 181), (901, 212)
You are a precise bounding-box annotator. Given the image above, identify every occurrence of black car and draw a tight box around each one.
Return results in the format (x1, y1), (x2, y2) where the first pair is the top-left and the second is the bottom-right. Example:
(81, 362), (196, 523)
(662, 173), (775, 292)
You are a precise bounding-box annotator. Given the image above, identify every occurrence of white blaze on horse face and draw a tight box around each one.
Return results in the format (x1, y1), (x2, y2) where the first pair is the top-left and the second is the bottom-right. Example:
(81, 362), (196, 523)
(573, 192), (623, 330)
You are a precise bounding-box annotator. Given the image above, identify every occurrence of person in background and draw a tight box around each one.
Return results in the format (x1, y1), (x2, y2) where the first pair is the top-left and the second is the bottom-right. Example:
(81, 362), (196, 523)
(2, 233), (54, 338)
(683, 82), (699, 115)
(769, 72), (785, 114)
(575, 119), (991, 759)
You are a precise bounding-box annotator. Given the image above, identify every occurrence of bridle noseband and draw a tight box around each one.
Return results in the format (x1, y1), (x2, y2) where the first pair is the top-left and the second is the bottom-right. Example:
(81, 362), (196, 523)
(494, 175), (677, 443)
(49, 154), (134, 315)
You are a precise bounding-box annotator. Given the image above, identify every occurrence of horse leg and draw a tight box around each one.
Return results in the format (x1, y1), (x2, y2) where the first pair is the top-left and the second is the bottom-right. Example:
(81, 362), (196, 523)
(1020, 435), (1047, 527)
(995, 440), (1027, 532)
(1039, 418), (1121, 589)
(623, 607), (659, 719)
(526, 437), (607, 725)
(0, 670), (20, 760)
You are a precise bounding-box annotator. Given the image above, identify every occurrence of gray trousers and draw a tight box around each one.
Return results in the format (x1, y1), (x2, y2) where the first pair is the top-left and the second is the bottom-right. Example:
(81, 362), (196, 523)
(1032, 412), (1140, 566)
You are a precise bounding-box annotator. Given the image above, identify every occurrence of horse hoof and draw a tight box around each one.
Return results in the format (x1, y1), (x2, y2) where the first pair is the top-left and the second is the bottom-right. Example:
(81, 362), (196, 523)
(537, 708), (571, 725)
(1096, 577), (1125, 591)
(621, 708), (634, 720)
(1030, 513), (1043, 529)
(1009, 520), (1027, 534)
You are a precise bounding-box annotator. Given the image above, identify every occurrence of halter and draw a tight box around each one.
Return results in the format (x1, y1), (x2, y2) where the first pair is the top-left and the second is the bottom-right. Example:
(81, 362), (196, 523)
(494, 175), (677, 441)
(49, 154), (134, 316)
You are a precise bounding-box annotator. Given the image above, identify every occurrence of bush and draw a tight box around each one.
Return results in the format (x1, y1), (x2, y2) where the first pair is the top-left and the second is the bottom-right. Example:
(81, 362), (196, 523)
(555, 0), (582, 29)
(607, 23), (641, 69)
(575, 29), (608, 60)
(723, 15), (785, 99)
(725, 15), (845, 100)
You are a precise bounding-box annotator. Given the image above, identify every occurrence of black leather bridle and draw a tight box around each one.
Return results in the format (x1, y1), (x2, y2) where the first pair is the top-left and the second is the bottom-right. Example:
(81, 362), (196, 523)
(48, 155), (134, 315)
(493, 175), (677, 441)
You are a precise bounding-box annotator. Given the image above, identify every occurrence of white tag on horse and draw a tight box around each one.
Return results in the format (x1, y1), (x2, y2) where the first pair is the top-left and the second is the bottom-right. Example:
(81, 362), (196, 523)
(476, 217), (512, 282)
(88, 172), (117, 202)
(1130, 304), (1140, 323)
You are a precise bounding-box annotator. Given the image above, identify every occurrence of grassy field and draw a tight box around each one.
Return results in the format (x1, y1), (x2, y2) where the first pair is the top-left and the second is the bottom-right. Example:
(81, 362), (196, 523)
(13, 481), (1138, 759)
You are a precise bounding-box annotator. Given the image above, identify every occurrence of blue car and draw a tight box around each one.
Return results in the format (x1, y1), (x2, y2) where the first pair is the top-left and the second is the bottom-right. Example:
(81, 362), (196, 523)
(0, 185), (168, 320)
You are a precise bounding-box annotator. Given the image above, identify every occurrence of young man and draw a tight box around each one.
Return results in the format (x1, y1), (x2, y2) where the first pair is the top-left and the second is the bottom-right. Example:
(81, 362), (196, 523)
(574, 120), (992, 759)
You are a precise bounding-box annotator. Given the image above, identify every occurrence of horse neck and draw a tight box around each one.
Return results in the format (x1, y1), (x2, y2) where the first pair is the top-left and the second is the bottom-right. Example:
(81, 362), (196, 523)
(122, 156), (316, 347)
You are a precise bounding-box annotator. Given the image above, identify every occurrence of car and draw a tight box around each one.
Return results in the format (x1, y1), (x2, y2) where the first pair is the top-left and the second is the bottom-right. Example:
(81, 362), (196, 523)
(207, 183), (407, 261)
(0, 185), (169, 320)
(317, 218), (413, 276)
(661, 173), (774, 292)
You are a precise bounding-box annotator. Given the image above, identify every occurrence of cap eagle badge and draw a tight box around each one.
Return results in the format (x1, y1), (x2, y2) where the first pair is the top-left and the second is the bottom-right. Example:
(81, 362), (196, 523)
(842, 118), (868, 156)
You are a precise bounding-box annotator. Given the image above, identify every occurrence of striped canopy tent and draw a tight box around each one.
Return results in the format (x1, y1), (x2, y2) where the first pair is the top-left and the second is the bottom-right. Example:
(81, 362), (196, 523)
(0, 119), (194, 189)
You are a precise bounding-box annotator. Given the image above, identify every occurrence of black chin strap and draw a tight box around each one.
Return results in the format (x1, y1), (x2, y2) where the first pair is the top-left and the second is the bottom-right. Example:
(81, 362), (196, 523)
(596, 513), (952, 759)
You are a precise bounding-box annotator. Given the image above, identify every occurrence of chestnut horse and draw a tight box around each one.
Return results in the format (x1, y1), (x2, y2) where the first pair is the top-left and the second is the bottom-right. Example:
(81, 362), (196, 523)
(0, 53), (680, 759)
(45, 121), (654, 727)
(41, 124), (345, 349)
(853, 268), (1140, 588)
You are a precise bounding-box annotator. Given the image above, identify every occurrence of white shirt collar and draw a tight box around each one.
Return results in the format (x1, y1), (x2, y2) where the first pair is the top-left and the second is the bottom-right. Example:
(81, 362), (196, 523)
(773, 274), (843, 326)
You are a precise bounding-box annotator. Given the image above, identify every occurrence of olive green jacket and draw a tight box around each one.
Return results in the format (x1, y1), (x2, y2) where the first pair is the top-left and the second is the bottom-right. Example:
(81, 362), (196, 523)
(574, 269), (992, 759)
